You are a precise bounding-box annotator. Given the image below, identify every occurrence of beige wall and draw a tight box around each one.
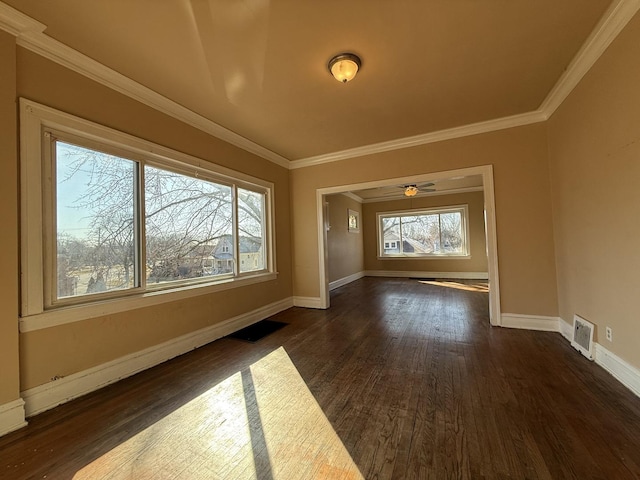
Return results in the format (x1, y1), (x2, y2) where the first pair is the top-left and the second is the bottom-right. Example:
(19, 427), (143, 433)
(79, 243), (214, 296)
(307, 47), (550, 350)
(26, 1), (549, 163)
(291, 123), (558, 316)
(1, 2), (639, 427)
(326, 194), (364, 283)
(15, 48), (293, 390)
(547, 12), (640, 368)
(363, 191), (488, 274)
(0, 30), (20, 405)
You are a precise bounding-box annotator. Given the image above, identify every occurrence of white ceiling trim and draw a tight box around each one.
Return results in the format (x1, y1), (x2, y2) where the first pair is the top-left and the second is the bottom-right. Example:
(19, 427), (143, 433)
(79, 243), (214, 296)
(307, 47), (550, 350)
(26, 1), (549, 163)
(318, 167), (488, 196)
(0, 2), (43, 36)
(539, 0), (640, 115)
(289, 110), (547, 169)
(291, 0), (640, 169)
(0, 2), (290, 169)
(1, 1), (638, 171)
(340, 192), (363, 204)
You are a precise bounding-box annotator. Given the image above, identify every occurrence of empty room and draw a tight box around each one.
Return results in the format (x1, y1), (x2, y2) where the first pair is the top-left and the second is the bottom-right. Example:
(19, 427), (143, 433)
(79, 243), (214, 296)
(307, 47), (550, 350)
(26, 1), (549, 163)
(1, 1), (640, 478)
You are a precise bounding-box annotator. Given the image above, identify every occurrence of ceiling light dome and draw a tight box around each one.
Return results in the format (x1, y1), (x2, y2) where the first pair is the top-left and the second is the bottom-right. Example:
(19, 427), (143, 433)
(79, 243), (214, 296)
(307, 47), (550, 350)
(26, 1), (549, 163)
(328, 53), (361, 83)
(404, 185), (419, 197)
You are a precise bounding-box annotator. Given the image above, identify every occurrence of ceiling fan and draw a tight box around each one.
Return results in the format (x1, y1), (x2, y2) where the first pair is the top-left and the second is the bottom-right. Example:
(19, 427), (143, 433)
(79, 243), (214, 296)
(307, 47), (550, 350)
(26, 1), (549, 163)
(400, 182), (436, 197)
(363, 181), (437, 199)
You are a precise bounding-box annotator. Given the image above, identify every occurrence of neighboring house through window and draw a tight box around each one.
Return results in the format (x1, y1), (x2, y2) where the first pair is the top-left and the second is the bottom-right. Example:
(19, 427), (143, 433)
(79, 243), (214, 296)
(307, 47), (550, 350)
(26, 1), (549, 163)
(378, 205), (470, 258)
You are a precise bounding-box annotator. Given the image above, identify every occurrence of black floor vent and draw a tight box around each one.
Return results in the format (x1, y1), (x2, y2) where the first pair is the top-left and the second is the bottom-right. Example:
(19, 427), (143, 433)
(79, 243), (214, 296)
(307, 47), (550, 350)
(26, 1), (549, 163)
(228, 320), (288, 343)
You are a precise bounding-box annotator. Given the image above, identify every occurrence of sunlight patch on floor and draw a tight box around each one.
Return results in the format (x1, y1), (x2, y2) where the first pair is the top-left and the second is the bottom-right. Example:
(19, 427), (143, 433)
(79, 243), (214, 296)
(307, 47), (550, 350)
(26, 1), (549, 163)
(419, 280), (489, 292)
(73, 347), (362, 480)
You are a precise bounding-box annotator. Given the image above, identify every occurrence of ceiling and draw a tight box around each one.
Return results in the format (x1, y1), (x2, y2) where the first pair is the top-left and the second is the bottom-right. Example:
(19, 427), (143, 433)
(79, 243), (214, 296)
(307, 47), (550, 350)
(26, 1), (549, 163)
(3, 0), (614, 162)
(352, 175), (484, 202)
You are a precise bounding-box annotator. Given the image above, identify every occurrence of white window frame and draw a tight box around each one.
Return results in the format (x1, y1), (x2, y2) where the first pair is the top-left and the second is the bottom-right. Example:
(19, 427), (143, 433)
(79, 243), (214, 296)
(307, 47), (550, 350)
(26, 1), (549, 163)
(377, 205), (470, 259)
(45, 132), (146, 306)
(20, 99), (277, 332)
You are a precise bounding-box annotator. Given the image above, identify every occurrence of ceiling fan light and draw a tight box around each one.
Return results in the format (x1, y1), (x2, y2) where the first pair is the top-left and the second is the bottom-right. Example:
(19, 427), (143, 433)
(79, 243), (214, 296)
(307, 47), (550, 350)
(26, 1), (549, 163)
(328, 53), (361, 83)
(404, 185), (418, 197)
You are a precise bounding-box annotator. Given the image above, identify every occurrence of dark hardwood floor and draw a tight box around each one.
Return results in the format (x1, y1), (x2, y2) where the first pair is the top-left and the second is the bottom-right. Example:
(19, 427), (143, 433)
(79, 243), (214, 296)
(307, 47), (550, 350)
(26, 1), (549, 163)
(2, 277), (640, 479)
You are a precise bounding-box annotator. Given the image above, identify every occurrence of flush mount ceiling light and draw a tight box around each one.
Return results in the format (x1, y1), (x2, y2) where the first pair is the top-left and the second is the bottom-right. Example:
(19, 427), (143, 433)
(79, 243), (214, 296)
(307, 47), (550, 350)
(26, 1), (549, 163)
(328, 53), (361, 83)
(404, 185), (419, 197)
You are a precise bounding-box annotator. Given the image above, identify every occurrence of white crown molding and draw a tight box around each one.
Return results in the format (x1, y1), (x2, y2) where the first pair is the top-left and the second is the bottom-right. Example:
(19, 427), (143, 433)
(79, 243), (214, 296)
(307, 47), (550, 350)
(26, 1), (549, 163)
(0, 3), (289, 169)
(290, 110), (548, 169)
(289, 0), (640, 169)
(0, 2), (44, 36)
(540, 0), (640, 116)
(318, 167), (488, 195)
(340, 191), (363, 203)
(2, 0), (638, 171)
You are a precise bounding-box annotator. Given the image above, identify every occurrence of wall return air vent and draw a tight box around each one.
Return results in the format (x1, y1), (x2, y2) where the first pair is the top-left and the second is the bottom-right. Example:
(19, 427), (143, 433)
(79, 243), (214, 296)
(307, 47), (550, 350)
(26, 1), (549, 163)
(571, 314), (595, 360)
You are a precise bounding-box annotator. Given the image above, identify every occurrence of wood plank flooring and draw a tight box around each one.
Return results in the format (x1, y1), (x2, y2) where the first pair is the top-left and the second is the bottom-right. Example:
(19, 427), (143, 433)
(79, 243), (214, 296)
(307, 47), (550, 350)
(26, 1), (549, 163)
(2, 277), (640, 479)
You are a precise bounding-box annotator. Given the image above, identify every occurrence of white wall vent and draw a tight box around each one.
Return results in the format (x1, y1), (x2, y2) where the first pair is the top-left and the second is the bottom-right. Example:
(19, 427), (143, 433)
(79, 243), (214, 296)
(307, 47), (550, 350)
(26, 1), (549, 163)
(571, 314), (595, 360)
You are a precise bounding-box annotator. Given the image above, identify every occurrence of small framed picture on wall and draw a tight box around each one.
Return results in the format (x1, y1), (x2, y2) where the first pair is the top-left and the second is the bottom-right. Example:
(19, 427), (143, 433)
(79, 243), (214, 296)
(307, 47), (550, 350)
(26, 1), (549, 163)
(348, 209), (360, 233)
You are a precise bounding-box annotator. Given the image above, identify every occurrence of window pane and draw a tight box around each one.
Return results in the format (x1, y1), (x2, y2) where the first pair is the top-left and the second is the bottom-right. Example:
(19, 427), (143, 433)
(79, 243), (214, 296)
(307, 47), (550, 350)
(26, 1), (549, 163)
(56, 141), (137, 299)
(440, 212), (464, 253)
(238, 188), (265, 272)
(401, 214), (439, 254)
(145, 166), (233, 284)
(381, 216), (401, 253)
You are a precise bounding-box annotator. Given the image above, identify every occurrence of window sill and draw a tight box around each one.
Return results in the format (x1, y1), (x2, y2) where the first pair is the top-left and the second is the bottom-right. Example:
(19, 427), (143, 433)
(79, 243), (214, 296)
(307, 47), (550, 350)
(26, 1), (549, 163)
(19, 272), (278, 333)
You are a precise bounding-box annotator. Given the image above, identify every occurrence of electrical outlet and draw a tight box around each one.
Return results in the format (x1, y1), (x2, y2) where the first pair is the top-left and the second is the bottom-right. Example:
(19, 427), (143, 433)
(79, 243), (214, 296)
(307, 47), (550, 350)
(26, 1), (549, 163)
(605, 326), (613, 342)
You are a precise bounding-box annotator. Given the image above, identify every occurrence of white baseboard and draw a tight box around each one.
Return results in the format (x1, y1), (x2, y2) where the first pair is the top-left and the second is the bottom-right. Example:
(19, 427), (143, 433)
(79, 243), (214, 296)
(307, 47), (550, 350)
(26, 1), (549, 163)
(500, 313), (561, 332)
(501, 314), (640, 399)
(329, 271), (365, 291)
(556, 317), (640, 399)
(364, 270), (489, 280)
(558, 318), (573, 341)
(0, 398), (27, 436)
(293, 296), (325, 309)
(21, 297), (294, 417)
(594, 343), (640, 398)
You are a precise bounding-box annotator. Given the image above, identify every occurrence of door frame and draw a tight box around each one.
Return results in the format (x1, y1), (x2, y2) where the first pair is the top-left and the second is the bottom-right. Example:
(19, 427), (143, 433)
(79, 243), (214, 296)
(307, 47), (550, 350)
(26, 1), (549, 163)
(315, 164), (501, 326)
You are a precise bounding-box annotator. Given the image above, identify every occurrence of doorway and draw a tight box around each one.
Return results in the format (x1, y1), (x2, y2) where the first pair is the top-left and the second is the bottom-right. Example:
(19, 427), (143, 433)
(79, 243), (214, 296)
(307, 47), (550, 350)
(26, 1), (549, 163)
(315, 165), (501, 326)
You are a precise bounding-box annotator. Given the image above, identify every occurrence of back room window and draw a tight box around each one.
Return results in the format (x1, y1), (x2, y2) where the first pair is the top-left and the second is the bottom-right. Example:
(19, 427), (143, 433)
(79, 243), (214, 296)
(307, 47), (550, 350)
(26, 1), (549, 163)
(378, 205), (470, 258)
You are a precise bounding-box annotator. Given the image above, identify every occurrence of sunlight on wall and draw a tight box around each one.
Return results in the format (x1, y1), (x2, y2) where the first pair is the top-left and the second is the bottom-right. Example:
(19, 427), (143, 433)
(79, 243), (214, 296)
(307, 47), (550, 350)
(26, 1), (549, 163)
(73, 347), (362, 479)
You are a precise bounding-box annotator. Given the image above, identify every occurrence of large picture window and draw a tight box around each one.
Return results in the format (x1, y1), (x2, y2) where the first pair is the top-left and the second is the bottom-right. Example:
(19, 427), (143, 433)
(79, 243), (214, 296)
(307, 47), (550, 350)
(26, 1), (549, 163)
(20, 99), (275, 326)
(377, 206), (470, 258)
